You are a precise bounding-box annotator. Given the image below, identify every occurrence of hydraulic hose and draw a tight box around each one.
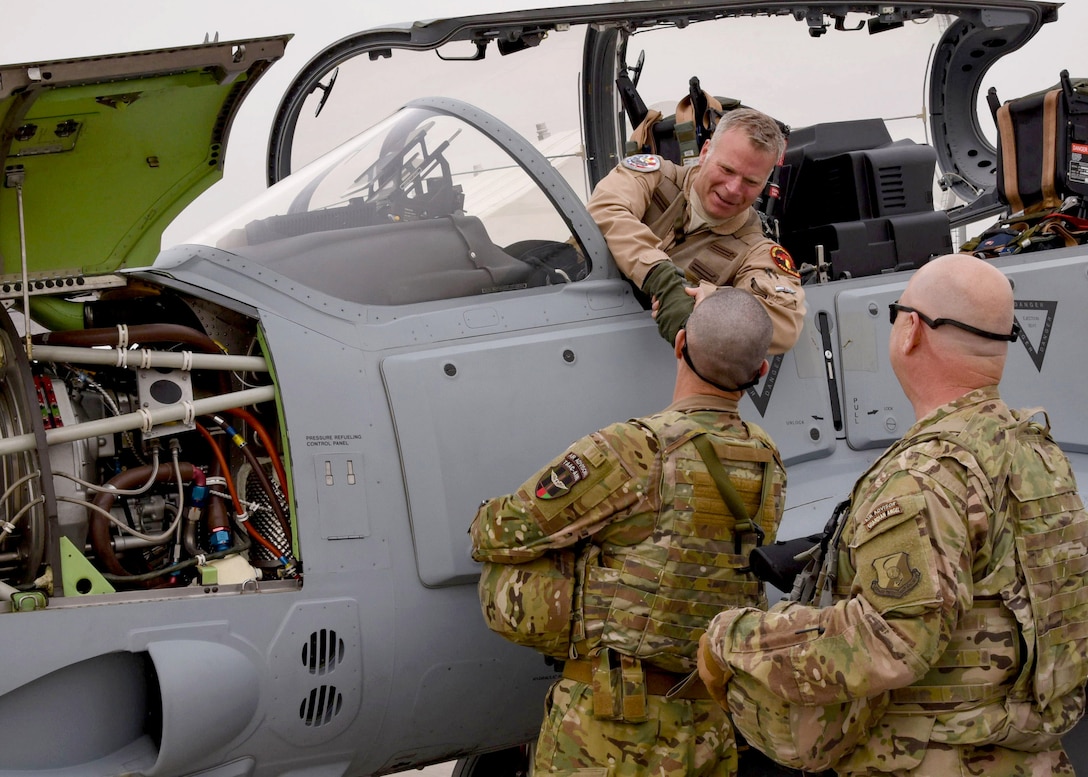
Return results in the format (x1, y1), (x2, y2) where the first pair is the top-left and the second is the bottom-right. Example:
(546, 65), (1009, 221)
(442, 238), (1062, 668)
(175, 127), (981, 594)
(89, 462), (195, 578)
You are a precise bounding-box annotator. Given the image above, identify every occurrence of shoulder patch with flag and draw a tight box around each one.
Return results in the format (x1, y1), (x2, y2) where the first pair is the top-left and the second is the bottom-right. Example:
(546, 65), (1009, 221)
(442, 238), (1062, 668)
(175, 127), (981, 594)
(621, 153), (662, 172)
(535, 452), (590, 499)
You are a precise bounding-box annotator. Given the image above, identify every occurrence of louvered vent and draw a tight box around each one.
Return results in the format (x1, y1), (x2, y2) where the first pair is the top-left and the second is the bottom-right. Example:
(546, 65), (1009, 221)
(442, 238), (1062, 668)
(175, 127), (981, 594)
(302, 628), (345, 675)
(269, 600), (361, 746)
(296, 629), (348, 728)
(876, 165), (907, 210)
(300, 684), (344, 727)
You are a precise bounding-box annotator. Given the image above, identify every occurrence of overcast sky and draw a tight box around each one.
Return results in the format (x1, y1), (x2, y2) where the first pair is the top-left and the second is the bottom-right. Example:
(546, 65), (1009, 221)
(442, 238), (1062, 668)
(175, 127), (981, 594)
(7, 1), (1086, 247)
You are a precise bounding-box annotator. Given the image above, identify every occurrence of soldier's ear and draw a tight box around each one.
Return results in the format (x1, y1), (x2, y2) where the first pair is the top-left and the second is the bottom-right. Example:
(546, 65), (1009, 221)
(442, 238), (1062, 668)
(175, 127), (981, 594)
(902, 313), (925, 353)
(698, 139), (712, 165)
(674, 328), (687, 359)
(758, 359), (769, 378)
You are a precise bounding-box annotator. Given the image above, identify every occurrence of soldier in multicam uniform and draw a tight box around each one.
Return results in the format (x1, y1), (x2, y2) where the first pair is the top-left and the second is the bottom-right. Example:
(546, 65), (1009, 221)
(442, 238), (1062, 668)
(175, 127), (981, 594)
(588, 107), (805, 353)
(471, 288), (787, 777)
(698, 254), (1088, 776)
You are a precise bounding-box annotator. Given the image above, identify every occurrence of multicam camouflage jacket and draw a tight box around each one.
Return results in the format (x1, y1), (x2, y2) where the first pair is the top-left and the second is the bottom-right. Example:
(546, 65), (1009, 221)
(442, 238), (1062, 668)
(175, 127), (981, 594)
(703, 386), (1088, 774)
(471, 395), (785, 671)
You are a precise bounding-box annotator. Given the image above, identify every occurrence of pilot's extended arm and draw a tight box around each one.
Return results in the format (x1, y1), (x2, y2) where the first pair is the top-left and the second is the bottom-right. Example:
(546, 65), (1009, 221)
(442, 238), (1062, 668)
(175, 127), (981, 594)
(470, 422), (659, 564)
(725, 241), (806, 354)
(586, 163), (673, 287)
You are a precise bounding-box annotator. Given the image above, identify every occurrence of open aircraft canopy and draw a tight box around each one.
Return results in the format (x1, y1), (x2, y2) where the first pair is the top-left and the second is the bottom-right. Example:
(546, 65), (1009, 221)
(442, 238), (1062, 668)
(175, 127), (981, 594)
(267, 1), (1060, 218)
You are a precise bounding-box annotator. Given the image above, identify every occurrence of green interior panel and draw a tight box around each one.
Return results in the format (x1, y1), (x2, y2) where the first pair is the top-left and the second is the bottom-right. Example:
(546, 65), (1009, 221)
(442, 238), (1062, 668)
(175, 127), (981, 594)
(0, 37), (289, 283)
(1, 71), (240, 279)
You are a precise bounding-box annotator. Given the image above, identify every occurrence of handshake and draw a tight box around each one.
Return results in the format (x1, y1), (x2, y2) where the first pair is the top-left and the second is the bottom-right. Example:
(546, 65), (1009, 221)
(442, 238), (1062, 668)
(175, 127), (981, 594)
(642, 262), (698, 345)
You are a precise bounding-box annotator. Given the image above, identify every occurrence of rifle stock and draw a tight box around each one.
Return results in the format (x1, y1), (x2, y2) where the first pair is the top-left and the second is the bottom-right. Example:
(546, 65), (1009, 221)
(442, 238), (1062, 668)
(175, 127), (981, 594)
(748, 533), (822, 593)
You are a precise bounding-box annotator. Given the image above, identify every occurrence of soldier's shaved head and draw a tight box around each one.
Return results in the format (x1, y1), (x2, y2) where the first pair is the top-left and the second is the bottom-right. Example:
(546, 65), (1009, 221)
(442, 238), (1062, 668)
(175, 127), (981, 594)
(684, 288), (772, 390)
(900, 253), (1015, 359)
(891, 253), (1016, 418)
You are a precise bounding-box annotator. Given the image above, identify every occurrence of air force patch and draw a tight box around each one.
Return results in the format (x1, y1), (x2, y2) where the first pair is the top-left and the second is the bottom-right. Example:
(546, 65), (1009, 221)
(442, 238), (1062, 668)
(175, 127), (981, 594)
(622, 153), (662, 173)
(535, 452), (590, 499)
(871, 552), (922, 598)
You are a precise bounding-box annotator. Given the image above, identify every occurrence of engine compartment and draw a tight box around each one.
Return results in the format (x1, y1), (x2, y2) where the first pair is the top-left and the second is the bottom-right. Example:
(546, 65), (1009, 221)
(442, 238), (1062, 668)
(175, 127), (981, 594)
(0, 285), (297, 606)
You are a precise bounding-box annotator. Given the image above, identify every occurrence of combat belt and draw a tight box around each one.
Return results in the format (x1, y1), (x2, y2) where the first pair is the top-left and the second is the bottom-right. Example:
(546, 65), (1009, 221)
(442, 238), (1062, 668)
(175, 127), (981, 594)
(562, 650), (712, 723)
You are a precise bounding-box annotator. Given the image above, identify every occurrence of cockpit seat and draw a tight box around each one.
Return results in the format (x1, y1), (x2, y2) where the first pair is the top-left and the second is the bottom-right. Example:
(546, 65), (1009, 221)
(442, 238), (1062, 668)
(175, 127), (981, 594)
(503, 239), (587, 284)
(247, 214), (541, 306)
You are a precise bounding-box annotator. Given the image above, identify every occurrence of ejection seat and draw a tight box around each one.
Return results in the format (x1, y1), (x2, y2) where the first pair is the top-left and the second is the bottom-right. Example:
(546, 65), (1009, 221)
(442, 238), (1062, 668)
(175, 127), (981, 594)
(774, 119), (953, 280)
(963, 71), (1088, 258)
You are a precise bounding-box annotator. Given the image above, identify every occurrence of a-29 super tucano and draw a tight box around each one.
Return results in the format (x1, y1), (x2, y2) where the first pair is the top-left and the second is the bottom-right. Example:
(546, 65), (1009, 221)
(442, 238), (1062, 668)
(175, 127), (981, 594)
(1, 1), (1086, 775)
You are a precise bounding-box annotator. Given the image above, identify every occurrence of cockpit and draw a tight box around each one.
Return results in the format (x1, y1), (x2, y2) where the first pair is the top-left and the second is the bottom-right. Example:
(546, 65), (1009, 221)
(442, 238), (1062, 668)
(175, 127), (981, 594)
(179, 1), (1078, 307)
(192, 101), (589, 305)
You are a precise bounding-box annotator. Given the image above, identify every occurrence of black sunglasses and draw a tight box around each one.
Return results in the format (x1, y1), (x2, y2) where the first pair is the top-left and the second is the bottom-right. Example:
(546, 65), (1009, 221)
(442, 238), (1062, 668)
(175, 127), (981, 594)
(888, 303), (1021, 342)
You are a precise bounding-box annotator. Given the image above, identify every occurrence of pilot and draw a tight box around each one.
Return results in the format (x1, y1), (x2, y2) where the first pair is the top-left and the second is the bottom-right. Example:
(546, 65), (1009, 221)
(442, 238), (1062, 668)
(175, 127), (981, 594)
(471, 288), (787, 777)
(698, 254), (1088, 776)
(588, 107), (805, 353)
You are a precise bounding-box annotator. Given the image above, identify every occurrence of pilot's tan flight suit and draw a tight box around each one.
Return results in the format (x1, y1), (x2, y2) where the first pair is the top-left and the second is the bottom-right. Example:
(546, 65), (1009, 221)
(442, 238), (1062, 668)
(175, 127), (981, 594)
(588, 157), (805, 354)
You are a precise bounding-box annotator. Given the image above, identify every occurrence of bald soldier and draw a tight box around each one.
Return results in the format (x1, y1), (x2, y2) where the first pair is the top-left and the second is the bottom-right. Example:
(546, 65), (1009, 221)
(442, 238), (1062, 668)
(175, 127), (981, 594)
(589, 107), (805, 353)
(698, 254), (1088, 776)
(471, 288), (787, 776)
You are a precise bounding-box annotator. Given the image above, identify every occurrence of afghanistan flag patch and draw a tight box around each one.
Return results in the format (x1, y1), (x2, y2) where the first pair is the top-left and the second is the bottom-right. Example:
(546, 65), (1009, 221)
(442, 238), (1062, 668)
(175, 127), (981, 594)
(535, 452), (589, 499)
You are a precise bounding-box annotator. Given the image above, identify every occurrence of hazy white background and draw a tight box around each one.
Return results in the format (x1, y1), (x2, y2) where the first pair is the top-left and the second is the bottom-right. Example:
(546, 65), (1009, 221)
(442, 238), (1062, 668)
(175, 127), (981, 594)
(6, 0), (1087, 251)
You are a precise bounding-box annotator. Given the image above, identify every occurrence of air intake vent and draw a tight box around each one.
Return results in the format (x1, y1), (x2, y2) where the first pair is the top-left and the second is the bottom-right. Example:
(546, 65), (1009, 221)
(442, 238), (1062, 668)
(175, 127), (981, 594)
(876, 165), (907, 209)
(269, 599), (362, 746)
(300, 684), (344, 727)
(302, 628), (345, 675)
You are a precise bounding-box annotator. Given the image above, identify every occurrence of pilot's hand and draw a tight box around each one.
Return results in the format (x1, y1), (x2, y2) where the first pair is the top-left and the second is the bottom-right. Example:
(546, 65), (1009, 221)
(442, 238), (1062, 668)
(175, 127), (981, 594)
(697, 632), (732, 711)
(687, 283), (713, 307)
(653, 284), (712, 320)
(642, 262), (694, 346)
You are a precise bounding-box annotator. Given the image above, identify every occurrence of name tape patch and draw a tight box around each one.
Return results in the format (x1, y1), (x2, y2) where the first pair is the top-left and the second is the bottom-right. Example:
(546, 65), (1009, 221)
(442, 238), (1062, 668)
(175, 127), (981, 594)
(864, 500), (903, 532)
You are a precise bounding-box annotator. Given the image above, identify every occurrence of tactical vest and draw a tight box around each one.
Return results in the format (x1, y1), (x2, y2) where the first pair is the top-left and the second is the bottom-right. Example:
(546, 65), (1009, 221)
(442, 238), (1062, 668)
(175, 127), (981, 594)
(737, 402), (1088, 772)
(642, 170), (771, 287)
(886, 407), (1088, 751)
(578, 411), (784, 674)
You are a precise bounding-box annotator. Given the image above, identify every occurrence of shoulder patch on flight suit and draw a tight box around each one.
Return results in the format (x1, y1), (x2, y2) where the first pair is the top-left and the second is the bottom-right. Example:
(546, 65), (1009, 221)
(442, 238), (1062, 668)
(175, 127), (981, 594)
(621, 153), (662, 172)
(770, 245), (799, 278)
(535, 452), (589, 499)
